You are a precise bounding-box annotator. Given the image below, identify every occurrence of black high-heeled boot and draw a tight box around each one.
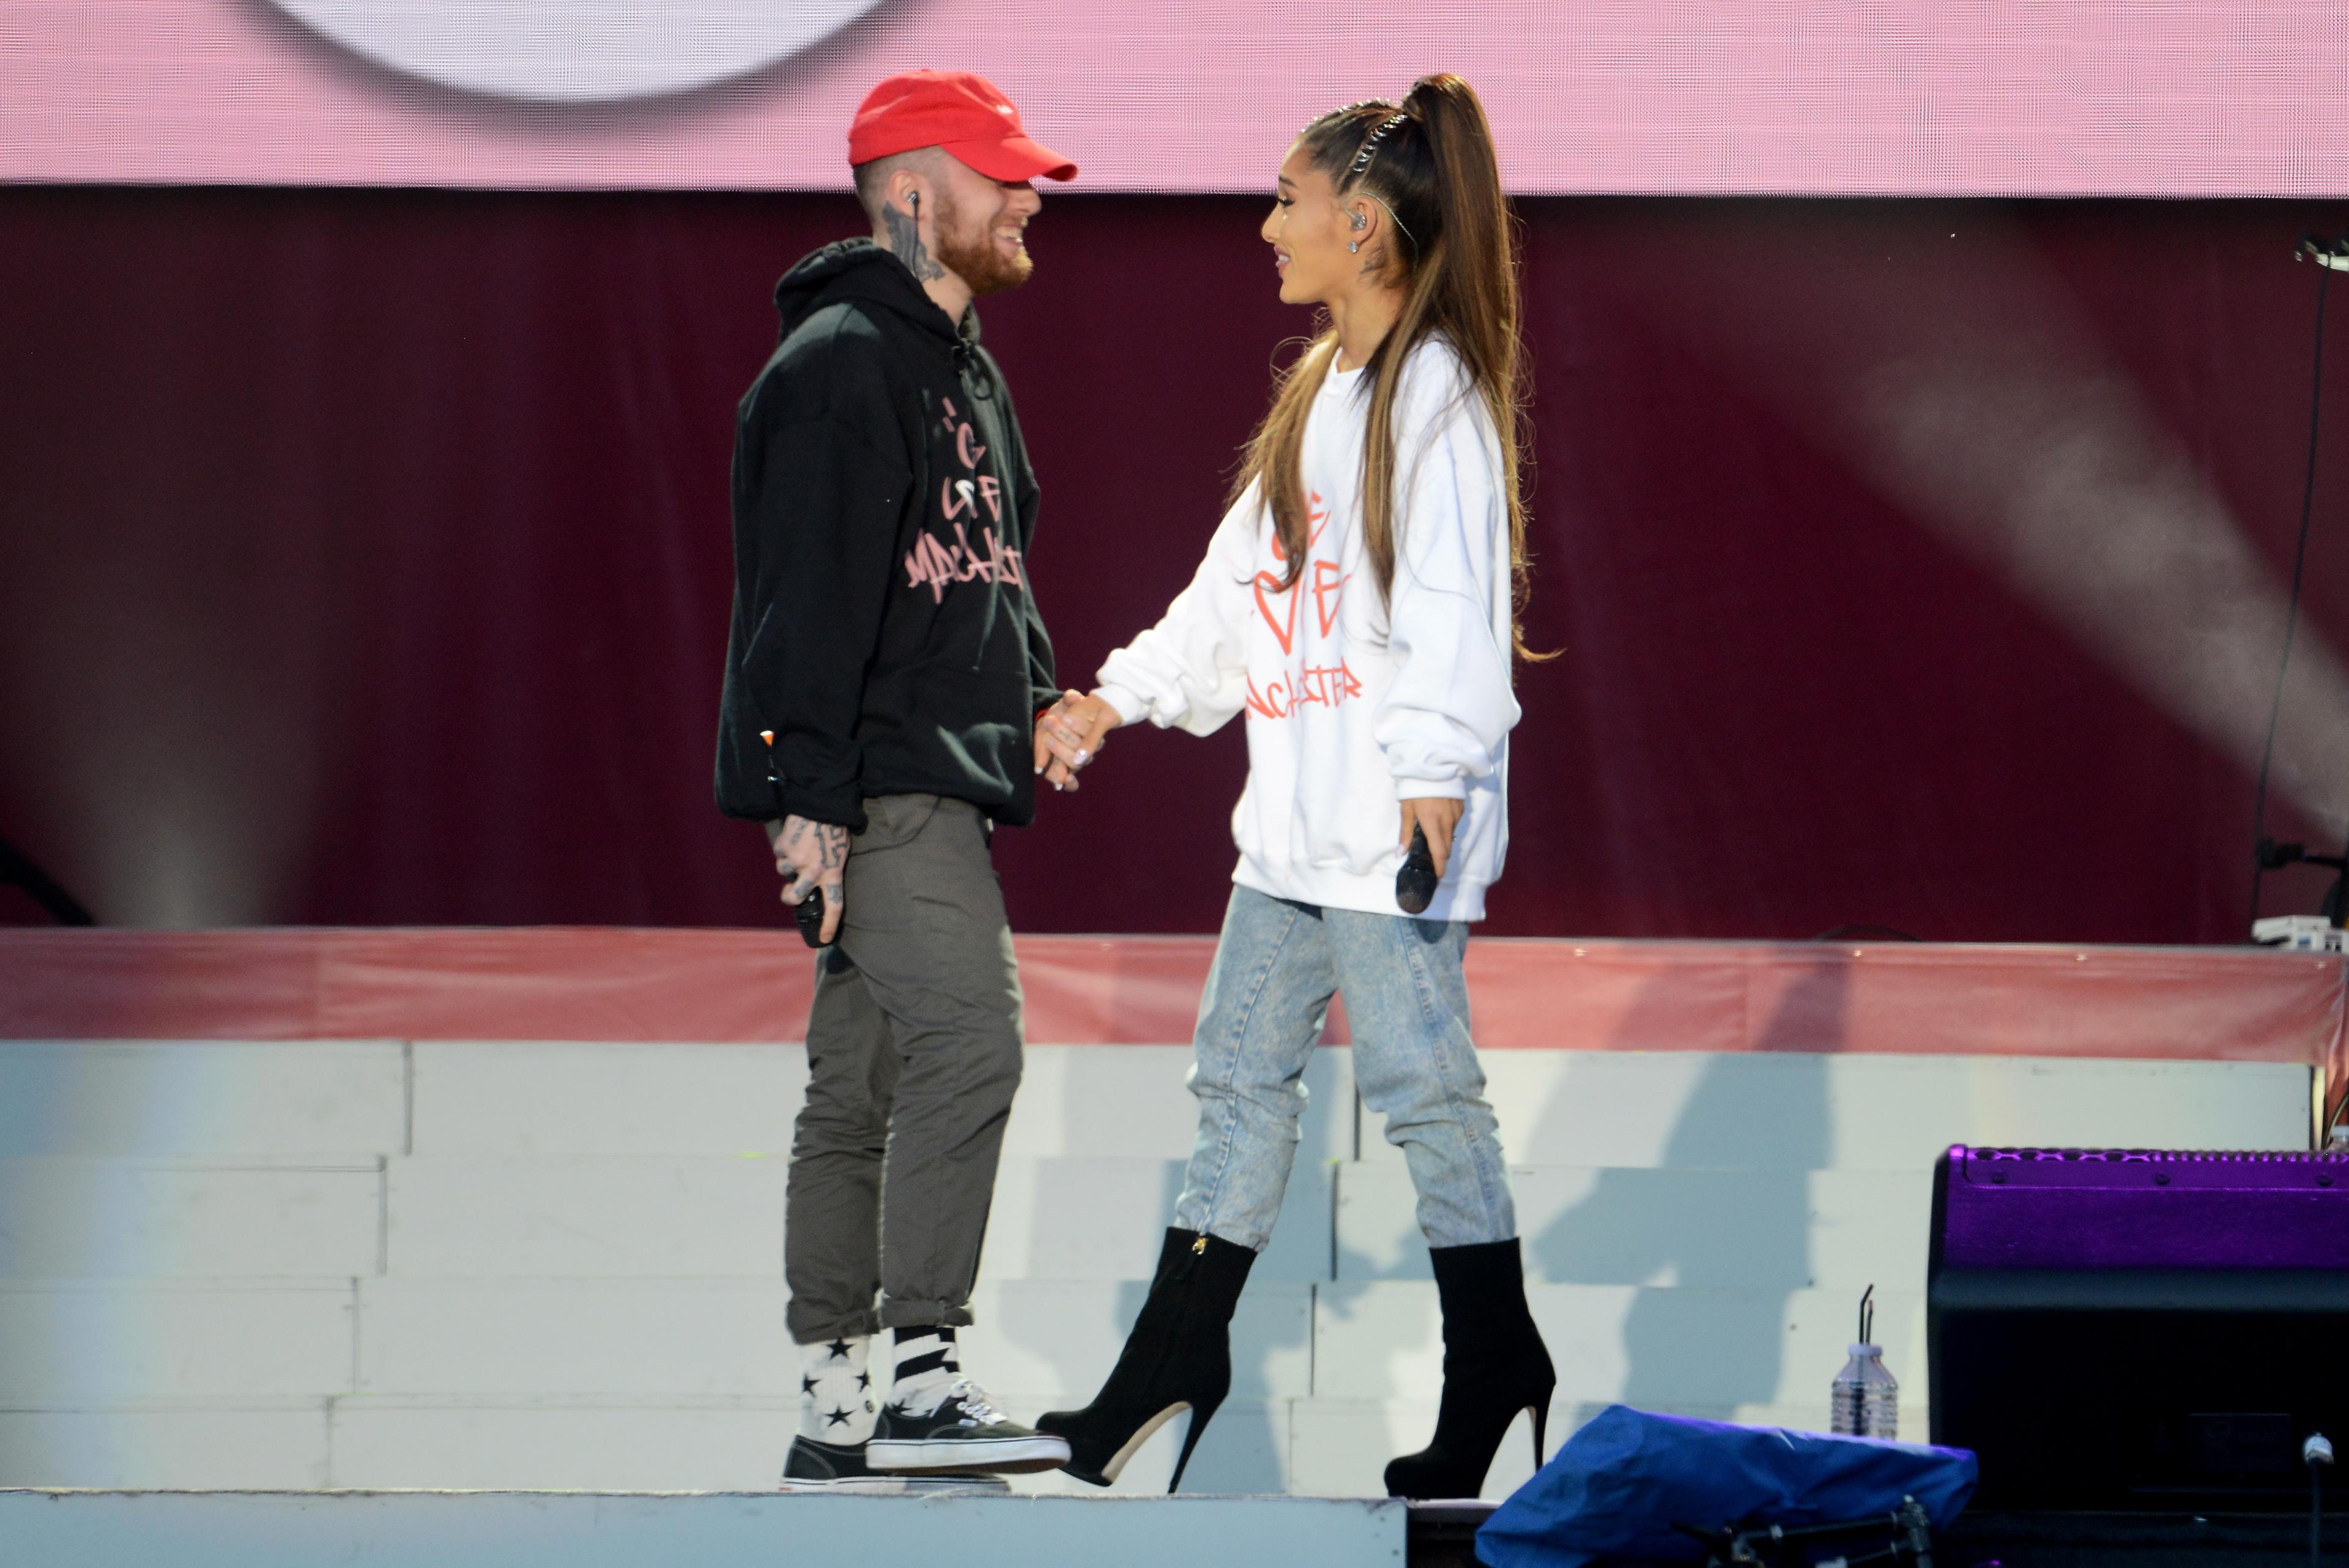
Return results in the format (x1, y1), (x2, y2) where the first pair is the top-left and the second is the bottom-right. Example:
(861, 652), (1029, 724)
(1034, 1227), (1256, 1491)
(1384, 1236), (1556, 1499)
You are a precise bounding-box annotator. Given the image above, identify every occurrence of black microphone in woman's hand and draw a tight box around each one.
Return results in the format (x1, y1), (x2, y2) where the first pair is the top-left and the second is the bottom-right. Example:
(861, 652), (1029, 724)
(1397, 825), (1439, 915)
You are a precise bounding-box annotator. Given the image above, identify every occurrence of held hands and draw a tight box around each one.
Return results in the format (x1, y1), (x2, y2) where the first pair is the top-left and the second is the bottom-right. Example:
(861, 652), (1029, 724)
(1399, 797), (1464, 880)
(767, 814), (848, 944)
(1033, 688), (1124, 792)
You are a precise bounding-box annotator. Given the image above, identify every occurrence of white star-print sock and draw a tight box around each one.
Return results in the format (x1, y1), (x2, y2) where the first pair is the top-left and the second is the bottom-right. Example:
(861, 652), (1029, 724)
(798, 1335), (877, 1444)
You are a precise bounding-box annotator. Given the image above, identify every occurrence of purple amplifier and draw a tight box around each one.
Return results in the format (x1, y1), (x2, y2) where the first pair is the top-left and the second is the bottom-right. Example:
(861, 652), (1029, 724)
(1929, 1145), (2349, 1512)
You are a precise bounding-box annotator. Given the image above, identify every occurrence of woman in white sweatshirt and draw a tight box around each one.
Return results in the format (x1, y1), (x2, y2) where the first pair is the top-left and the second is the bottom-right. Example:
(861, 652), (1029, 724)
(1032, 75), (1554, 1502)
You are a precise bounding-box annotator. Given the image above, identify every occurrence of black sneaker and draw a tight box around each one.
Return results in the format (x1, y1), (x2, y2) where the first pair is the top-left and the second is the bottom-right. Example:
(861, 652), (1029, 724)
(866, 1378), (1073, 1474)
(777, 1434), (1010, 1494)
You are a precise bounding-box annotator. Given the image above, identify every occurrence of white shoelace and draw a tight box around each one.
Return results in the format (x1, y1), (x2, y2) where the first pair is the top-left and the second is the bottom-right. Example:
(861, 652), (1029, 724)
(943, 1375), (1010, 1427)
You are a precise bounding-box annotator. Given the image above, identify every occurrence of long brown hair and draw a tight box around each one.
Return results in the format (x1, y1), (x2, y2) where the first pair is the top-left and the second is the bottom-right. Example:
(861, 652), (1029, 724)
(1234, 73), (1543, 658)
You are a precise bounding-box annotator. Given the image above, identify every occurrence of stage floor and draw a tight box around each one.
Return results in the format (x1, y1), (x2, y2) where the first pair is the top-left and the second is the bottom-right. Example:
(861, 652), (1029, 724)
(0, 1490), (1408, 1568)
(19, 1490), (2349, 1568)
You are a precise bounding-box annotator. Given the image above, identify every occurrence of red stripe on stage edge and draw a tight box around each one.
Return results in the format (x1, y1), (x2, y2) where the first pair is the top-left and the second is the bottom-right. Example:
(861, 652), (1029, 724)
(0, 928), (1230, 1045)
(0, 932), (2340, 1094)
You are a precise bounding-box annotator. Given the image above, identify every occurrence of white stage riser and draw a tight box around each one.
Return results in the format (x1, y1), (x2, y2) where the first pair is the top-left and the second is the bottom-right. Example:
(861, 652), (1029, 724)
(0, 1276), (1919, 1404)
(0, 1157), (1934, 1285)
(0, 1398), (1885, 1496)
(0, 1159), (1338, 1282)
(0, 1043), (2302, 1164)
(0, 1492), (1408, 1568)
(0, 1042), (2308, 1496)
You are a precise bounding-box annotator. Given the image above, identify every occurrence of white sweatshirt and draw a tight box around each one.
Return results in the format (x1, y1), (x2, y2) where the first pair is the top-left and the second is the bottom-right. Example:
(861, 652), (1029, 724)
(1095, 337), (1521, 922)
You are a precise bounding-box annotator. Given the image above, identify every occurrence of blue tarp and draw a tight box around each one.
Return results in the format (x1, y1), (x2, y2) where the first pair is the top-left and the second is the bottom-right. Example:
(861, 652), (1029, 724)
(1477, 1405), (1978, 1568)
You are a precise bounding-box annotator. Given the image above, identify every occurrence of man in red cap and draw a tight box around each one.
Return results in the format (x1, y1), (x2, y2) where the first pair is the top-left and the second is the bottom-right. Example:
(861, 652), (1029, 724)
(713, 70), (1078, 1490)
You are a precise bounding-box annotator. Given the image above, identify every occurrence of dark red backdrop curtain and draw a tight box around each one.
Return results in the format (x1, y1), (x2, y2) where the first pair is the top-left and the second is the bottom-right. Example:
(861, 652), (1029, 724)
(1, 187), (2343, 941)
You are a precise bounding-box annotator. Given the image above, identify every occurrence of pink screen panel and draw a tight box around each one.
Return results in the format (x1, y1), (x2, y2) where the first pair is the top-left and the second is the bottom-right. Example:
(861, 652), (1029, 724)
(5, 2), (2348, 196)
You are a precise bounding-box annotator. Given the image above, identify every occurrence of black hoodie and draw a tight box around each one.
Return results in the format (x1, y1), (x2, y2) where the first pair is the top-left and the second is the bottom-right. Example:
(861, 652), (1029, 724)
(715, 240), (1058, 833)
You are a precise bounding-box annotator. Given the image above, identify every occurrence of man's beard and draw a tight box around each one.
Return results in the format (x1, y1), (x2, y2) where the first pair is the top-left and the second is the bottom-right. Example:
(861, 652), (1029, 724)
(933, 195), (1034, 297)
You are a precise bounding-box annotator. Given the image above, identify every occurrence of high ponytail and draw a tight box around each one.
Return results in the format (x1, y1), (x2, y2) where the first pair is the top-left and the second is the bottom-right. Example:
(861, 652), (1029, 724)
(1231, 73), (1546, 660)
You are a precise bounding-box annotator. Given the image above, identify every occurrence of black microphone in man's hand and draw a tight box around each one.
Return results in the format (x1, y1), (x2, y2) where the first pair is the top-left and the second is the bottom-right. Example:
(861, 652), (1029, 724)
(1397, 825), (1440, 915)
(760, 727), (834, 949)
(793, 885), (829, 949)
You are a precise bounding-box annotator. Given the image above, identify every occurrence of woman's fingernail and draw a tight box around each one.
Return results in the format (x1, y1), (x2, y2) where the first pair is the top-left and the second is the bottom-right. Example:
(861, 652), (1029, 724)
(1074, 750), (1089, 766)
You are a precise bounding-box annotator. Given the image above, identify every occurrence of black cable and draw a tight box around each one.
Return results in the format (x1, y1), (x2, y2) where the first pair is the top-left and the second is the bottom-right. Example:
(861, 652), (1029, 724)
(2251, 255), (2334, 934)
(2309, 1433), (2334, 1568)
(0, 837), (94, 926)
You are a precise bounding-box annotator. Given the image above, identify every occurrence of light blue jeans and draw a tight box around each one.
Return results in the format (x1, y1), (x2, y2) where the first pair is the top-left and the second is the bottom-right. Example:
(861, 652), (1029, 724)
(1174, 885), (1517, 1252)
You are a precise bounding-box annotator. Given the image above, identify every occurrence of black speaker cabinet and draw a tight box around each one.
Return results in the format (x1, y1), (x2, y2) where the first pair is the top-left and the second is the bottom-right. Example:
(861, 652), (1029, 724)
(1930, 1145), (2349, 1511)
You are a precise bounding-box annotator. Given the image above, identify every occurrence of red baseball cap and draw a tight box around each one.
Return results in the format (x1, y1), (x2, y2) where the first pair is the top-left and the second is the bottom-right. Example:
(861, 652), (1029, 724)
(848, 70), (1077, 184)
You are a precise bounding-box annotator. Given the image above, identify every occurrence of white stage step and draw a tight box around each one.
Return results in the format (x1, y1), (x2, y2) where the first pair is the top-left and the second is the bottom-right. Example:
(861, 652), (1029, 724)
(0, 1041), (407, 1158)
(0, 1271), (1907, 1406)
(0, 1281), (355, 1400)
(0, 1490), (1407, 1568)
(1337, 1162), (1932, 1284)
(0, 1158), (384, 1278)
(0, 1154), (1336, 1282)
(1367, 1051), (2307, 1170)
(0, 1041), (2309, 1495)
(1, 1042), (2298, 1164)
(405, 1043), (1355, 1161)
(0, 1394), (1906, 1497)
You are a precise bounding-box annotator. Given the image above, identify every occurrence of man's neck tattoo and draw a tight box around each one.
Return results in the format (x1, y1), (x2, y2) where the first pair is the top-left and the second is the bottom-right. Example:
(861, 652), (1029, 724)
(883, 202), (946, 283)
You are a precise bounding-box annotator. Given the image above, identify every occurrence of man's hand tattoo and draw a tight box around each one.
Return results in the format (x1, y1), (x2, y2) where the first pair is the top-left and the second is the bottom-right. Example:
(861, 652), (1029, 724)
(778, 817), (849, 885)
(881, 199), (946, 283)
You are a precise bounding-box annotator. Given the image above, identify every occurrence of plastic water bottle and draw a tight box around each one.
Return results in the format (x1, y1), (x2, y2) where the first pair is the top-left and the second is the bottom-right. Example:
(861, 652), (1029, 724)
(1831, 1343), (1899, 1438)
(1830, 1285), (1899, 1438)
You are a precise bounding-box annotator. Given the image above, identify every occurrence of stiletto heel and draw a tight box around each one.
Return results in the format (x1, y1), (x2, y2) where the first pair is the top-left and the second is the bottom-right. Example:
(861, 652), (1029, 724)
(1166, 1392), (1225, 1493)
(1036, 1229), (1256, 1490)
(1384, 1238), (1557, 1500)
